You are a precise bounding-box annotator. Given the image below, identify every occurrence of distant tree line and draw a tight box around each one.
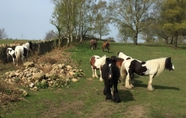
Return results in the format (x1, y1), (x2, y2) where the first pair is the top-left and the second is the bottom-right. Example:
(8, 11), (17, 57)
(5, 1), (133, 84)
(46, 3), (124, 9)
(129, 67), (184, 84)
(48, 0), (186, 48)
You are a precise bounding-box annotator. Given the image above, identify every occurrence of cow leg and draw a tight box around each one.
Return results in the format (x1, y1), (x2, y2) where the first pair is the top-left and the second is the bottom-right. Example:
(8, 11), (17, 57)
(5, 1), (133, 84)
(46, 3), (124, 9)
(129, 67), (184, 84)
(120, 67), (127, 83)
(102, 47), (104, 52)
(93, 44), (96, 49)
(125, 74), (133, 89)
(129, 73), (134, 86)
(12, 58), (16, 65)
(21, 54), (24, 64)
(94, 69), (98, 78)
(147, 74), (155, 91)
(105, 84), (112, 101)
(91, 67), (95, 78)
(26, 50), (28, 61)
(90, 44), (93, 49)
(112, 82), (121, 103)
(103, 82), (107, 95)
(91, 66), (98, 78)
(99, 69), (103, 82)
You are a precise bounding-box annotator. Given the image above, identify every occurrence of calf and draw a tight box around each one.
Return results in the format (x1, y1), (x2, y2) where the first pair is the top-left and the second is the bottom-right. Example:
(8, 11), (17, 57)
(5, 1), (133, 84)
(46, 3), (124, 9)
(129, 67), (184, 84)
(89, 55), (106, 81)
(101, 56), (121, 102)
(6, 48), (16, 65)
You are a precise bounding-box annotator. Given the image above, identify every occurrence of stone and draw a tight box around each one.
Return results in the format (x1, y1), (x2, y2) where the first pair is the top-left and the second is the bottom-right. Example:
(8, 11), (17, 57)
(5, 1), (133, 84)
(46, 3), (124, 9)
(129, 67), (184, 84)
(71, 78), (79, 82)
(23, 61), (35, 68)
(33, 72), (45, 81)
(66, 65), (72, 70)
(29, 83), (35, 88)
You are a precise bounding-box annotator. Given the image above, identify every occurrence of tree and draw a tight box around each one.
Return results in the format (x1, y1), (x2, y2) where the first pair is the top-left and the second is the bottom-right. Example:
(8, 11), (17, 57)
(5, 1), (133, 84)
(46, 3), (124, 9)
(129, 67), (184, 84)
(0, 28), (7, 39)
(51, 0), (97, 46)
(73, 0), (96, 42)
(51, 0), (78, 46)
(109, 0), (155, 45)
(148, 1), (171, 44)
(44, 30), (56, 40)
(159, 0), (186, 48)
(92, 0), (110, 40)
(51, 0), (66, 47)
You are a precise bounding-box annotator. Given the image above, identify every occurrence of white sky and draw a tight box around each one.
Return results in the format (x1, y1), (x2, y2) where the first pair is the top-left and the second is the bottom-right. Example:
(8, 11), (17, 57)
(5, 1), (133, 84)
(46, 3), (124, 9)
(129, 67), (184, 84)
(0, 0), (118, 40)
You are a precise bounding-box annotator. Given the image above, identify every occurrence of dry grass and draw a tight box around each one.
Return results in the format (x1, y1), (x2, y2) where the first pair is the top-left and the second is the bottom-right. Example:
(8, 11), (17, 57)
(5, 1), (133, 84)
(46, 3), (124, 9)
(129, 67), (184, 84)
(33, 48), (77, 74)
(0, 80), (23, 109)
(35, 48), (73, 64)
(0, 47), (77, 111)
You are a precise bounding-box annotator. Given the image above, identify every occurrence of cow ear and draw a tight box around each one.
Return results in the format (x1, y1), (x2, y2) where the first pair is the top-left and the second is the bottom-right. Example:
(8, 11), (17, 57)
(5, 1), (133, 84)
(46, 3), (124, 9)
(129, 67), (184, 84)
(106, 58), (110, 63)
(112, 57), (116, 62)
(168, 57), (171, 60)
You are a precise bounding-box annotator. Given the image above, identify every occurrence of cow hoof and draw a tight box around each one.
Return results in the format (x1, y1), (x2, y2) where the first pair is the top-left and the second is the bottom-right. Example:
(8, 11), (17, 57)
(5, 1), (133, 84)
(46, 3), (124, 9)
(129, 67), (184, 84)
(113, 99), (121, 103)
(105, 98), (112, 102)
(147, 86), (155, 91)
(92, 75), (98, 78)
(125, 85), (133, 89)
(112, 97), (121, 103)
(130, 84), (134, 88)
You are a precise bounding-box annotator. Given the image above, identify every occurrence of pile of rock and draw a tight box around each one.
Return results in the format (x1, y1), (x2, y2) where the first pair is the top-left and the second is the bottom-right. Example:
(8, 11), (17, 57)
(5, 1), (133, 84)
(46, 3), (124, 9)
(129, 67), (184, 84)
(2, 61), (84, 91)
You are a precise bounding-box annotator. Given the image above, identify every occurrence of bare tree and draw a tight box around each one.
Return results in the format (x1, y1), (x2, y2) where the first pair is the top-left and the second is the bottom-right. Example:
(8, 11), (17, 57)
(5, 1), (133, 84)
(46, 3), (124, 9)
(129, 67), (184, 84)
(92, 0), (110, 40)
(73, 0), (96, 42)
(44, 30), (56, 40)
(109, 0), (155, 45)
(0, 28), (7, 39)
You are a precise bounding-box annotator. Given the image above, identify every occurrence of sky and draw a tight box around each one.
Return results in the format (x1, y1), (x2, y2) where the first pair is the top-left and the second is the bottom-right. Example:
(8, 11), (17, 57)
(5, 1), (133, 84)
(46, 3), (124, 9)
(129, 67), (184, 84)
(0, 0), (118, 40)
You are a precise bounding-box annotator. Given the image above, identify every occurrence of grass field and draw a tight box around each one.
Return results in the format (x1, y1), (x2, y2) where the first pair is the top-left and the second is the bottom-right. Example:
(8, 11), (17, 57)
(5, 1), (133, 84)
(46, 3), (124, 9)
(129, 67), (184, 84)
(1, 41), (186, 118)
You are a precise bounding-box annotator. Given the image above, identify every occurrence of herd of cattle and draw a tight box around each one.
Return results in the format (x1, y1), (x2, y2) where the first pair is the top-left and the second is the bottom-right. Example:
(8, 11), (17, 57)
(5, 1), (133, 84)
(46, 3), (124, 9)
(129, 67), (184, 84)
(90, 39), (110, 53)
(89, 46), (175, 102)
(6, 40), (175, 103)
(6, 41), (33, 66)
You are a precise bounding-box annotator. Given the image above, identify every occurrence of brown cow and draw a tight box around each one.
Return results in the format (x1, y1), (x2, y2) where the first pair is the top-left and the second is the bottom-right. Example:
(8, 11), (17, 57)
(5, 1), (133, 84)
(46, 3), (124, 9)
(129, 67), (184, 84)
(102, 41), (110, 53)
(90, 39), (97, 50)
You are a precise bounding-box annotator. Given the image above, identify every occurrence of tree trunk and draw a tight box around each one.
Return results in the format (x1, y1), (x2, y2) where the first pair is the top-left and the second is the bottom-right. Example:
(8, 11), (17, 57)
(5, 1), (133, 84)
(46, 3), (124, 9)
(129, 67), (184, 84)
(100, 35), (102, 40)
(134, 33), (138, 45)
(79, 35), (82, 43)
(57, 27), (61, 48)
(164, 37), (168, 44)
(174, 36), (178, 48)
(67, 37), (70, 47)
(170, 36), (173, 44)
(70, 34), (73, 43)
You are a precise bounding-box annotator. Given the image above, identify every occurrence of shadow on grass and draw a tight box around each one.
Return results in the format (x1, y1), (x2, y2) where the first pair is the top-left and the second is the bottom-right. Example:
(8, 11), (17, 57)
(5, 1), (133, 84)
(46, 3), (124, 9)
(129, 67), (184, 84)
(119, 89), (135, 102)
(104, 51), (115, 54)
(133, 80), (180, 91)
(153, 85), (180, 90)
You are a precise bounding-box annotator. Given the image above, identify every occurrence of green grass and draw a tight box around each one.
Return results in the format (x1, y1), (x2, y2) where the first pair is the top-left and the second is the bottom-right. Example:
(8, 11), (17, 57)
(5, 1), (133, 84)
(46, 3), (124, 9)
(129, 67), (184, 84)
(1, 41), (186, 118)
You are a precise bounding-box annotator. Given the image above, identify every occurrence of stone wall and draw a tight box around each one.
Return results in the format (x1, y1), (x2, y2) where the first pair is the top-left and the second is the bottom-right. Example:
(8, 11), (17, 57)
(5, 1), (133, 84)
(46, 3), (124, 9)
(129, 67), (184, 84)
(0, 38), (68, 63)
